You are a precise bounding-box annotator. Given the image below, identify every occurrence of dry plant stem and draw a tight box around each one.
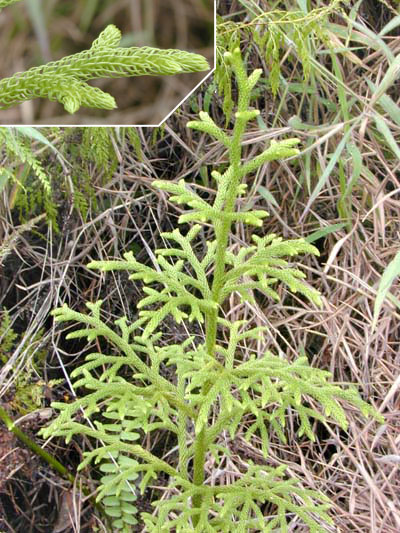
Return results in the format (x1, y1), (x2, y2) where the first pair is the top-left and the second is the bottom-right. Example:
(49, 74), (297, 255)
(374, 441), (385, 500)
(0, 404), (74, 483)
(0, 405), (112, 524)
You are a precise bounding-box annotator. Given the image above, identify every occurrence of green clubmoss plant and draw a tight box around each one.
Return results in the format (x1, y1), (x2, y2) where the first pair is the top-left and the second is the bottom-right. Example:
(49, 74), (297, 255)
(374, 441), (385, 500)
(0, 2), (209, 114)
(41, 48), (383, 531)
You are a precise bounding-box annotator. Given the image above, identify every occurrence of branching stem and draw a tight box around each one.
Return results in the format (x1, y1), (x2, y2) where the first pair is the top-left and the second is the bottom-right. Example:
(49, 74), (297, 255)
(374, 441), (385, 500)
(191, 51), (254, 526)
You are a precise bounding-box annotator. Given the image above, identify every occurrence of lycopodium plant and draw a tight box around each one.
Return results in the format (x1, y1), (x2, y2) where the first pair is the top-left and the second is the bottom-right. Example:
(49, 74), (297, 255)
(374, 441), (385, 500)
(41, 48), (383, 531)
(0, 0), (209, 114)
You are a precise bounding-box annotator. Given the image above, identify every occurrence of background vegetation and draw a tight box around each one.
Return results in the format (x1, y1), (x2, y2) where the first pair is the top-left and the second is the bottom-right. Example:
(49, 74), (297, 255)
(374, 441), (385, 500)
(0, 0), (399, 531)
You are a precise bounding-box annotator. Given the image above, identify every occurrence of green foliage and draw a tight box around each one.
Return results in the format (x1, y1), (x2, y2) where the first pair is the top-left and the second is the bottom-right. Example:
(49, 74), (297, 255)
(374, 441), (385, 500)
(80, 127), (120, 184)
(120, 128), (143, 162)
(0, 128), (52, 196)
(0, 18), (209, 114)
(0, 308), (56, 415)
(79, 127), (143, 176)
(0, 0), (22, 9)
(42, 48), (383, 531)
(96, 409), (141, 532)
(0, 126), (145, 230)
(141, 463), (332, 532)
(215, 1), (345, 121)
(0, 308), (18, 357)
(372, 250), (400, 332)
(67, 126), (143, 216)
(0, 127), (58, 229)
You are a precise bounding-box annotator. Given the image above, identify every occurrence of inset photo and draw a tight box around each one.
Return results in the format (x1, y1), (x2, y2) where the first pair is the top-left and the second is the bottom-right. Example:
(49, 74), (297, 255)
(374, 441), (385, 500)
(0, 0), (215, 125)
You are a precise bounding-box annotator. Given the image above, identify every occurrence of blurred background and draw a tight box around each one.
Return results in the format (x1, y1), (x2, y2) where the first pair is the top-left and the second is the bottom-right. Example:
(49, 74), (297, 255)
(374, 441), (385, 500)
(0, 0), (214, 125)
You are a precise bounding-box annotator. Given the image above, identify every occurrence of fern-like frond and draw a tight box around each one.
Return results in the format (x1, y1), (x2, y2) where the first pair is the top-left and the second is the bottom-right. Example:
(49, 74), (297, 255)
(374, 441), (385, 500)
(184, 111), (232, 148)
(0, 127), (59, 229)
(88, 246), (217, 338)
(154, 136), (299, 229)
(0, 128), (51, 195)
(220, 234), (322, 306)
(99, 453), (139, 533)
(221, 353), (380, 456)
(50, 302), (181, 396)
(156, 226), (212, 292)
(173, 331), (382, 458)
(141, 464), (332, 532)
(155, 176), (269, 228)
(95, 409), (141, 531)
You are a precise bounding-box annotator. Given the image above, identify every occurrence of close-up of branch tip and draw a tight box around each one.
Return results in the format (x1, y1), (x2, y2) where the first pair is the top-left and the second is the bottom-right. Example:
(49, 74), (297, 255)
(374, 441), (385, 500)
(0, 12), (209, 114)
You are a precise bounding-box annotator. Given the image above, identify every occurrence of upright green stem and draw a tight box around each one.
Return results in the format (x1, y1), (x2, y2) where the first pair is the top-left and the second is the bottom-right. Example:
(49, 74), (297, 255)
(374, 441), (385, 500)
(192, 54), (252, 525)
